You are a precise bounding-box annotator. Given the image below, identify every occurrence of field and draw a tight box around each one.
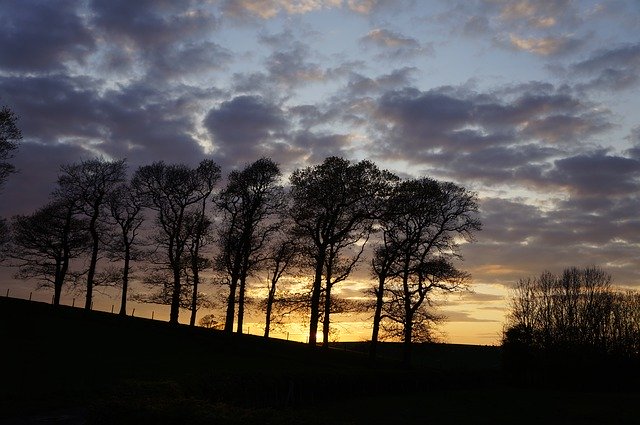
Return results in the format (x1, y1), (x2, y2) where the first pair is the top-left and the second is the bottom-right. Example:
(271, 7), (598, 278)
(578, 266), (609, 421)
(1, 297), (638, 424)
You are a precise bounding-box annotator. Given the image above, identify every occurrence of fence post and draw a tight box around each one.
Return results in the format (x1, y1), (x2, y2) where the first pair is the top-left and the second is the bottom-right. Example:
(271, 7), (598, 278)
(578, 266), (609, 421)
(152, 311), (154, 320)
(111, 305), (114, 313)
(29, 292), (32, 301)
(131, 308), (135, 317)
(72, 298), (75, 307)
(5, 288), (8, 297)
(51, 295), (54, 304)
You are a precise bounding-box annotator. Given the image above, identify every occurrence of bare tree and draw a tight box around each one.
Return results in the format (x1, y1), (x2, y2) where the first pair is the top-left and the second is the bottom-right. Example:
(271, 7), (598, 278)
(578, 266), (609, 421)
(0, 105), (21, 191)
(262, 236), (301, 338)
(289, 156), (395, 346)
(215, 158), (285, 334)
(503, 266), (640, 386)
(184, 209), (214, 326)
(56, 158), (127, 310)
(132, 160), (220, 324)
(9, 198), (88, 305)
(370, 178), (480, 365)
(106, 183), (144, 316)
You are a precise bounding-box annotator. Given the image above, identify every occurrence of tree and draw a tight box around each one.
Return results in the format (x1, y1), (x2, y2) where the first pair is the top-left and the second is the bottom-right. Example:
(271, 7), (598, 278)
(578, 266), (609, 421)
(215, 158), (285, 333)
(57, 158), (127, 310)
(9, 199), (88, 305)
(132, 159), (220, 324)
(262, 235), (301, 338)
(369, 178), (480, 365)
(0, 105), (22, 191)
(503, 266), (640, 387)
(289, 156), (395, 346)
(106, 183), (144, 316)
(184, 209), (214, 326)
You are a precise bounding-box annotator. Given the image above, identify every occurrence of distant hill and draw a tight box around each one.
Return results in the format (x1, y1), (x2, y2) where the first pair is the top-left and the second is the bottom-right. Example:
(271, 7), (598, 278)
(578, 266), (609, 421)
(0, 297), (500, 422)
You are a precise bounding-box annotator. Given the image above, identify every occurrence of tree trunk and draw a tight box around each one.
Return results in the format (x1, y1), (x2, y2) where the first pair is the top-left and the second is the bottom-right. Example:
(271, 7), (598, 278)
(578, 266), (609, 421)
(189, 256), (200, 327)
(264, 277), (276, 338)
(119, 245), (130, 316)
(224, 276), (238, 332)
(370, 275), (385, 360)
(402, 321), (413, 367)
(169, 266), (181, 324)
(85, 212), (100, 310)
(308, 251), (325, 346)
(322, 283), (332, 349)
(53, 281), (62, 306)
(236, 275), (246, 333)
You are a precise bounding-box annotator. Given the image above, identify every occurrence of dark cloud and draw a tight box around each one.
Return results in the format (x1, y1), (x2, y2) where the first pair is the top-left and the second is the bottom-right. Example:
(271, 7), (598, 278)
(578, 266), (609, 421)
(90, 0), (215, 48)
(345, 67), (416, 96)
(233, 39), (327, 97)
(0, 142), (90, 217)
(571, 43), (640, 91)
(147, 42), (233, 80)
(204, 95), (295, 165)
(265, 42), (325, 87)
(0, 75), (210, 167)
(369, 84), (612, 187)
(626, 126), (640, 159)
(0, 0), (95, 72)
(463, 192), (640, 287)
(292, 131), (354, 164)
(548, 151), (640, 196)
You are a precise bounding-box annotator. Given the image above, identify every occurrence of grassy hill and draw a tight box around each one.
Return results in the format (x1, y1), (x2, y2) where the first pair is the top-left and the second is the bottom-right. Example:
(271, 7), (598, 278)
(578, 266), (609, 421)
(2, 296), (639, 424)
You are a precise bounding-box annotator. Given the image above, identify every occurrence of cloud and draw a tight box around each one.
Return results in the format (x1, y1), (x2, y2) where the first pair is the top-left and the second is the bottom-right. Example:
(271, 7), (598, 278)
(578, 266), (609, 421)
(147, 42), (234, 80)
(221, 0), (342, 19)
(292, 131), (355, 163)
(369, 83), (613, 187)
(0, 0), (95, 72)
(345, 67), (416, 96)
(548, 151), (640, 196)
(506, 34), (585, 56)
(497, 0), (573, 29)
(360, 28), (431, 59)
(0, 142), (91, 217)
(0, 75), (211, 167)
(571, 43), (640, 91)
(440, 310), (501, 323)
(90, 0), (214, 47)
(204, 95), (296, 165)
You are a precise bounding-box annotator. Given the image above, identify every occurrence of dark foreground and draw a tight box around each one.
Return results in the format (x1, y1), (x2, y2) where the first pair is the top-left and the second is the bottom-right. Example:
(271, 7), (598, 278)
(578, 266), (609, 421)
(1, 297), (638, 424)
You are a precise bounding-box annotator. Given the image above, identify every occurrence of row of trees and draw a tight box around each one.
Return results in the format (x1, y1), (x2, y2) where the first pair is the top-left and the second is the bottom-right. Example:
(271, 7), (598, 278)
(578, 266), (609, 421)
(503, 266), (640, 385)
(0, 106), (481, 365)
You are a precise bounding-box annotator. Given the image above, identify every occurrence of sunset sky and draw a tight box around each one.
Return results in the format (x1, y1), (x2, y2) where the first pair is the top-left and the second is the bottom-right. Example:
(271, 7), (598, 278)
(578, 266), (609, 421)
(1, 0), (640, 344)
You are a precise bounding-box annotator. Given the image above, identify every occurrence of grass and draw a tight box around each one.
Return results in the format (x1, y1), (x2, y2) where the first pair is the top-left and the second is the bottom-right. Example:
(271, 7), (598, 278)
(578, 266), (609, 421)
(1, 296), (639, 424)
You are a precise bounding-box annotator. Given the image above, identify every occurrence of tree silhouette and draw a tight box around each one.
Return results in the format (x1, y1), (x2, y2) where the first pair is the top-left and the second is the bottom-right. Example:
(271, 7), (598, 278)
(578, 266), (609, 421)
(132, 160), (220, 324)
(184, 209), (214, 326)
(9, 198), (88, 305)
(289, 157), (395, 346)
(262, 235), (301, 338)
(0, 105), (21, 191)
(503, 266), (640, 386)
(106, 182), (145, 316)
(215, 158), (284, 333)
(57, 158), (127, 310)
(369, 178), (480, 365)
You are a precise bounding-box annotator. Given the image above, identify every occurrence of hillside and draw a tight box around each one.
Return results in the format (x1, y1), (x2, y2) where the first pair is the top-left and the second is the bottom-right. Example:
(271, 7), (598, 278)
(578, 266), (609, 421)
(2, 297), (639, 425)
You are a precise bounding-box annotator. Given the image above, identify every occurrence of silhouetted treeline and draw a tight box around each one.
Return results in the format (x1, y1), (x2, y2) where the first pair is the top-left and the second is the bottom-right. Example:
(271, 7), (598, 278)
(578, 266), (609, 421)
(503, 266), (640, 388)
(1, 152), (481, 366)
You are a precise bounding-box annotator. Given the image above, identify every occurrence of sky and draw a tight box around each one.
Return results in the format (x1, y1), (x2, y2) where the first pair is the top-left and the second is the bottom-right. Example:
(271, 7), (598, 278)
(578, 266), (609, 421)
(1, 0), (640, 344)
